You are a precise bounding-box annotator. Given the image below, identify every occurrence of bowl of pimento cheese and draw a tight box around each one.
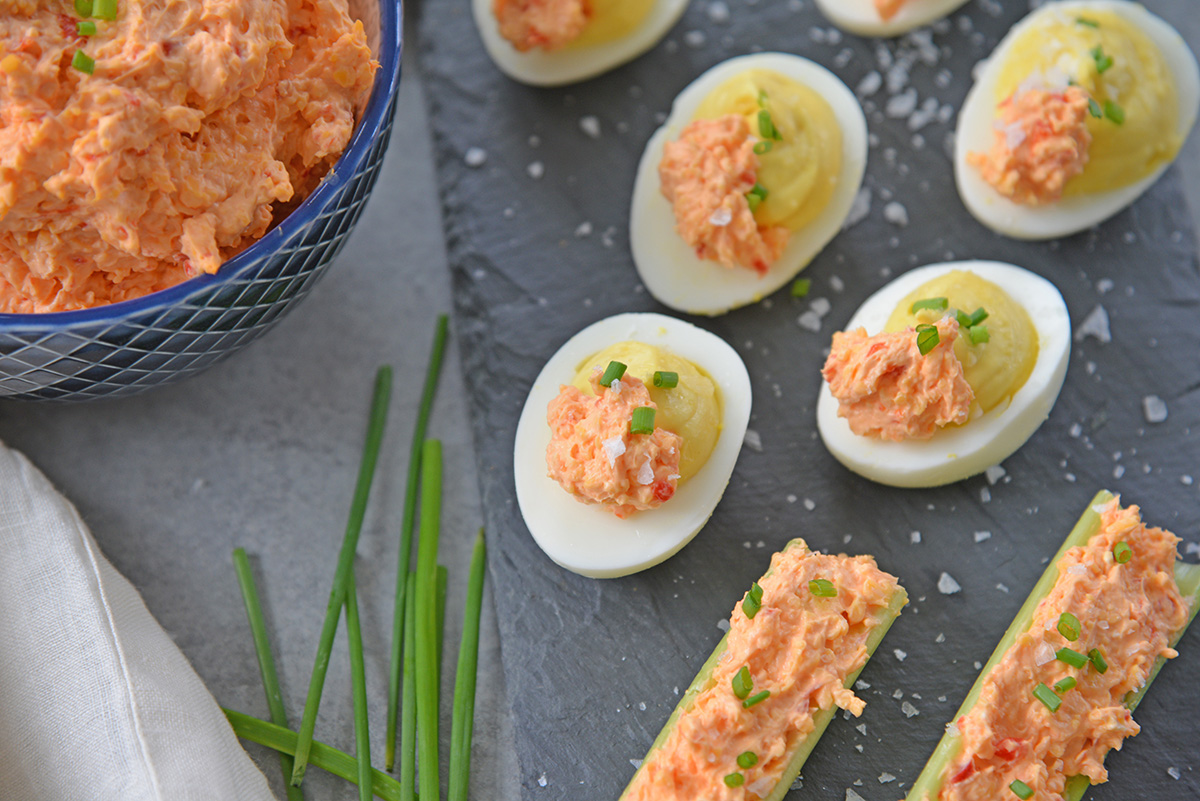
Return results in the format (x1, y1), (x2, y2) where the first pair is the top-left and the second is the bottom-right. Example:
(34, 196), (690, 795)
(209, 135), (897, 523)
(0, 0), (400, 400)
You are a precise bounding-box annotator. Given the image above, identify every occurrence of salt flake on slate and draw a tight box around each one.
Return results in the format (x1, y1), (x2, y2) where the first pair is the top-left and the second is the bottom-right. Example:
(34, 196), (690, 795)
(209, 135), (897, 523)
(743, 429), (763, 452)
(985, 465), (1006, 485)
(683, 29), (706, 48)
(879, 772), (897, 783)
(574, 221), (593, 238)
(804, 498), (816, 511)
(894, 648), (907, 662)
(629, 758), (642, 768)
(910, 531), (921, 544)
(527, 161), (545, 180)
(798, 310), (823, 332)
(886, 88), (919, 118)
(464, 147), (487, 167)
(902, 701), (920, 717)
(706, 0), (730, 23)
(938, 572), (962, 594)
(717, 619), (730, 632)
(1074, 305), (1112, 343)
(997, 583), (1010, 593)
(974, 531), (992, 543)
(846, 790), (867, 801)
(537, 773), (548, 787)
(579, 115), (601, 139)
(1142, 395), (1168, 424)
(883, 202), (909, 227)
(1168, 767), (1181, 780)
(857, 71), (883, 97)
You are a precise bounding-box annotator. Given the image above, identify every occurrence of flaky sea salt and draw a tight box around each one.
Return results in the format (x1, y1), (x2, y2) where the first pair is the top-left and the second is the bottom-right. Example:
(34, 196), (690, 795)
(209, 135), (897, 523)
(856, 70), (883, 97)
(743, 429), (763, 452)
(911, 531), (921, 544)
(464, 147), (487, 167)
(707, 0), (731, 23)
(636, 459), (654, 485)
(1075, 305), (1112, 343)
(883, 201), (909, 227)
(985, 465), (1006, 485)
(1034, 641), (1056, 666)
(894, 648), (907, 662)
(879, 772), (897, 784)
(603, 437), (626, 467)
(709, 207), (733, 227)
(974, 531), (992, 543)
(1142, 395), (1168, 424)
(902, 701), (920, 718)
(527, 161), (545, 180)
(938, 572), (962, 595)
(846, 790), (867, 801)
(579, 115), (601, 138)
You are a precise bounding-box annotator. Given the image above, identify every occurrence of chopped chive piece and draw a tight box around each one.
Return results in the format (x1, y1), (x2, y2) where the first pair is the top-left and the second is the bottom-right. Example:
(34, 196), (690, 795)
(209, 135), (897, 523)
(1010, 779), (1034, 799)
(742, 581), (764, 619)
(652, 370), (678, 388)
(955, 309), (973, 328)
(757, 88), (768, 107)
(1032, 682), (1062, 712)
(732, 666), (753, 699)
(71, 49), (94, 74)
(746, 193), (762, 213)
(1057, 612), (1081, 642)
(808, 578), (837, 597)
(599, 360), (627, 387)
(910, 296), (948, 313)
(77, 20), (97, 35)
(1113, 541), (1132, 563)
(791, 277), (811, 298)
(742, 690), (771, 708)
(1056, 647), (1089, 668)
(75, 0), (93, 15)
(969, 325), (990, 345)
(1088, 97), (1103, 118)
(737, 751), (758, 769)
(1076, 17), (1100, 27)
(94, 0), (117, 19)
(1090, 45), (1113, 74)
(630, 406), (656, 435)
(757, 109), (782, 141)
(753, 140), (773, 155)
(1103, 100), (1125, 124)
(916, 323), (939, 355)
(966, 307), (989, 326)
(1054, 676), (1077, 693)
(1088, 647), (1108, 674)
(745, 182), (768, 213)
(724, 773), (745, 788)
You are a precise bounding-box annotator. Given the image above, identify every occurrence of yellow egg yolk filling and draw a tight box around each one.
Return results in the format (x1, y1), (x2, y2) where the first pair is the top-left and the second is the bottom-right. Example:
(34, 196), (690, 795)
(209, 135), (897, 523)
(693, 69), (843, 232)
(885, 270), (1038, 415)
(568, 0), (654, 48)
(572, 341), (721, 481)
(994, 9), (1182, 196)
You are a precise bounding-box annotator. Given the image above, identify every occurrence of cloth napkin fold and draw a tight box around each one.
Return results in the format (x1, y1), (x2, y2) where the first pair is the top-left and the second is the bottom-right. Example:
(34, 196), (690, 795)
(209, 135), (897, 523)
(0, 441), (277, 801)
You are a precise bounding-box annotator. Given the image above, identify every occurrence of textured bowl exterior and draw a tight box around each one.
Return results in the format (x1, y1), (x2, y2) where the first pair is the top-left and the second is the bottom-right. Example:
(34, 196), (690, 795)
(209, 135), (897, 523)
(0, 0), (402, 401)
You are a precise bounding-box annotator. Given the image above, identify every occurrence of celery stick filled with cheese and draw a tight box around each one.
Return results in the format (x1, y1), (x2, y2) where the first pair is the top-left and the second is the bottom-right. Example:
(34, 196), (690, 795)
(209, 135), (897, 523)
(620, 540), (907, 800)
(907, 490), (1200, 801)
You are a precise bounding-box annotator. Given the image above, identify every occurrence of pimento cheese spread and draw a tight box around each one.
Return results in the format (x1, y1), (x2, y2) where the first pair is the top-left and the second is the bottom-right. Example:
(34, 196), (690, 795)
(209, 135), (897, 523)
(0, 0), (375, 313)
(625, 541), (902, 801)
(968, 87), (1093, 206)
(493, 0), (588, 52)
(936, 498), (1189, 801)
(658, 115), (789, 276)
(545, 372), (681, 518)
(822, 317), (974, 441)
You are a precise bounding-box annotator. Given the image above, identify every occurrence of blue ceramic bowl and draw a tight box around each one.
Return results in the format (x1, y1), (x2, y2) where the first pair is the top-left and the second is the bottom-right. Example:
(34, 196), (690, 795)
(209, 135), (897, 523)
(0, 0), (402, 401)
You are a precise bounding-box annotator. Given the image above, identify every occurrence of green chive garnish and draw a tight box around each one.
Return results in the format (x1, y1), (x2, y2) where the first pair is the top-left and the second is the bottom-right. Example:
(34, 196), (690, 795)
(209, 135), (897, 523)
(71, 49), (94, 74)
(955, 309), (973, 328)
(1104, 100), (1125, 125)
(77, 20), (97, 35)
(724, 773), (745, 788)
(746, 182), (768, 213)
(742, 581), (764, 619)
(1054, 676), (1077, 693)
(1057, 612), (1081, 642)
(1113, 541), (1132, 563)
(916, 323), (939, 355)
(1076, 17), (1100, 28)
(808, 578), (837, 597)
(1056, 646), (1089, 669)
(737, 751), (759, 769)
(1010, 779), (1034, 799)
(1091, 45), (1113, 74)
(1032, 682), (1062, 712)
(732, 666), (753, 699)
(969, 325), (990, 345)
(75, 0), (93, 16)
(966, 307), (989, 326)
(1088, 98), (1103, 118)
(753, 140), (773, 155)
(94, 0), (117, 20)
(652, 370), (678, 388)
(599, 360), (627, 387)
(757, 89), (768, 107)
(791, 277), (811, 298)
(630, 406), (656, 435)
(1089, 648), (1108, 674)
(743, 690), (771, 709)
(910, 296), (948, 313)
(757, 109), (782, 141)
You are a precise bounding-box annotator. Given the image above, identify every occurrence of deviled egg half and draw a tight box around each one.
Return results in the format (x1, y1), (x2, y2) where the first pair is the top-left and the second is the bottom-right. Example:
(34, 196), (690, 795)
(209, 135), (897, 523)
(956, 0), (1200, 239)
(514, 313), (751, 578)
(630, 53), (868, 316)
(816, 261), (1070, 488)
(814, 0), (970, 38)
(473, 0), (687, 86)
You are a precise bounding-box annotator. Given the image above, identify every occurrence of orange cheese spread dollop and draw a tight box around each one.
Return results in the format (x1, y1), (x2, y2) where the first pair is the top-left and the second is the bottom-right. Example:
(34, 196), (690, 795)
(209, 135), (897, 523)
(938, 498), (1190, 801)
(493, 0), (589, 52)
(822, 316), (974, 441)
(874, 0), (907, 21)
(659, 115), (790, 276)
(545, 372), (681, 519)
(0, 0), (375, 313)
(625, 541), (902, 801)
(968, 86), (1093, 206)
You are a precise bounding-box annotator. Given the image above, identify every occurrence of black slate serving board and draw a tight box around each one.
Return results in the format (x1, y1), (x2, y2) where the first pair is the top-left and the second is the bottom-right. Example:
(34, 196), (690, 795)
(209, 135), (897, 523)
(413, 1), (1200, 798)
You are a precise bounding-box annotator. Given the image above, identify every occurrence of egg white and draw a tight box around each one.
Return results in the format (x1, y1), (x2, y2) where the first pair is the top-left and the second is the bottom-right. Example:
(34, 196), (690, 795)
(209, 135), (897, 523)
(629, 53), (868, 317)
(471, 0), (687, 87)
(816, 261), (1070, 488)
(955, 0), (1200, 240)
(813, 0), (970, 38)
(514, 313), (752, 578)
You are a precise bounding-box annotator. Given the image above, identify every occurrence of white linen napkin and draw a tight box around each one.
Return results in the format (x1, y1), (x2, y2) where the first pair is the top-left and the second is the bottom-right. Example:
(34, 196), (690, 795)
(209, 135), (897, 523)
(0, 441), (277, 801)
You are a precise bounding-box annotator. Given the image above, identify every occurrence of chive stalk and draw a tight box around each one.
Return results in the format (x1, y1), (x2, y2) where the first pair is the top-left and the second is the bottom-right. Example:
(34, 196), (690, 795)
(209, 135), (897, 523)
(1032, 682), (1062, 712)
(399, 575), (418, 801)
(387, 314), (449, 770)
(291, 367), (393, 785)
(1054, 676), (1077, 693)
(725, 773), (745, 788)
(344, 574), (372, 801)
(910, 297), (948, 313)
(415, 439), (444, 801)
(1088, 648), (1108, 674)
(1010, 779), (1034, 799)
(232, 548), (304, 801)
(449, 529), (488, 801)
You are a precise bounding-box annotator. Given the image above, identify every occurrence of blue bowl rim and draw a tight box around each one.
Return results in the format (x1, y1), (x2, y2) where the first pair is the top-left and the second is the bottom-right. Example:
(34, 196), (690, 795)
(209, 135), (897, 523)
(0, 0), (403, 333)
